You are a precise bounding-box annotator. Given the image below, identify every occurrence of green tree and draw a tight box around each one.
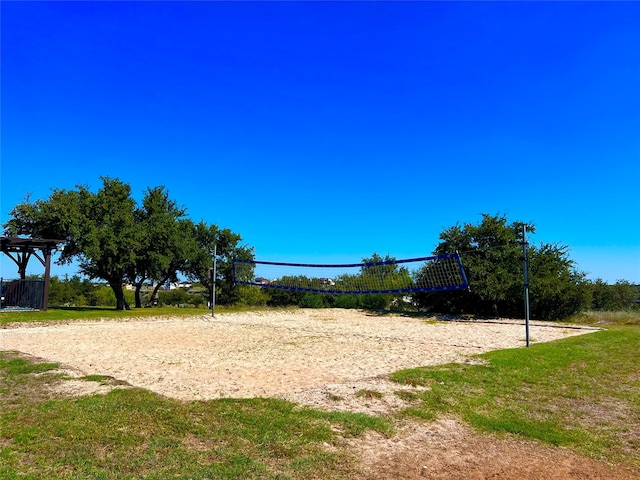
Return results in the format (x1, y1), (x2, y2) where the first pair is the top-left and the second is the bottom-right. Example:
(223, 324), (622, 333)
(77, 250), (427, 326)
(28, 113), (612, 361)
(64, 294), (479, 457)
(359, 253), (412, 309)
(414, 213), (589, 320)
(129, 187), (194, 308)
(4, 178), (140, 310)
(48, 275), (97, 306)
(527, 243), (590, 319)
(185, 221), (254, 306)
(360, 253), (398, 279)
(591, 279), (639, 310)
(69, 178), (138, 310)
(3, 178), (257, 310)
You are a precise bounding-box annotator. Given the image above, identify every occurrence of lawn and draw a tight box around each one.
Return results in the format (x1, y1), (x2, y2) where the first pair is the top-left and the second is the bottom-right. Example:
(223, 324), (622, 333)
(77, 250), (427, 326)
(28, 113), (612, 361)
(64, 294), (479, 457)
(392, 319), (640, 466)
(0, 305), (265, 326)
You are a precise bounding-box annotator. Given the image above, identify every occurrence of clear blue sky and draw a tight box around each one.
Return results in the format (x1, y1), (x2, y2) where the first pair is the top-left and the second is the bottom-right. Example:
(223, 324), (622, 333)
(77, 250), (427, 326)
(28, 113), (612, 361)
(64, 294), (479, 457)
(1, 1), (639, 283)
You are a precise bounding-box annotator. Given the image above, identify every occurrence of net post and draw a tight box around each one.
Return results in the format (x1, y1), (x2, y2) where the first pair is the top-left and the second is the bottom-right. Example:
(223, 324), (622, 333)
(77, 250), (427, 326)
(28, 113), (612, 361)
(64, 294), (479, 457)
(211, 244), (217, 318)
(455, 250), (469, 290)
(522, 225), (531, 347)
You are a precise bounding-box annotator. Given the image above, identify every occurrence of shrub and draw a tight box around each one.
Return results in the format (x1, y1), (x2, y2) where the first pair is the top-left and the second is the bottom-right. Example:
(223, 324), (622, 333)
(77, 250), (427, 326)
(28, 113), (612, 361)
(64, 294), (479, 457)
(158, 289), (204, 307)
(333, 295), (360, 309)
(299, 294), (324, 308)
(90, 285), (117, 307)
(266, 288), (305, 307)
(360, 294), (389, 310)
(236, 286), (269, 306)
(590, 280), (639, 311)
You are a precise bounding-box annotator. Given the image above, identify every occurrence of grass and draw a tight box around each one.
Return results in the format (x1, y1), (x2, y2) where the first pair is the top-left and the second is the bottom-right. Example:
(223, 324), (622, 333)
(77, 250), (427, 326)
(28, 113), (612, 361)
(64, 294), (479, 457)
(391, 311), (640, 467)
(0, 350), (391, 479)
(0, 306), (204, 325)
(1, 309), (639, 478)
(568, 309), (640, 326)
(0, 305), (293, 326)
(354, 389), (383, 400)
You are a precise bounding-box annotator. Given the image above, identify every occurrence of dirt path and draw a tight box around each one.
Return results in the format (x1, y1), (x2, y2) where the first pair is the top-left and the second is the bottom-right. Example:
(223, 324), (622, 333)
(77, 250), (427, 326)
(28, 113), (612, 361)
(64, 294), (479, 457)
(351, 418), (639, 479)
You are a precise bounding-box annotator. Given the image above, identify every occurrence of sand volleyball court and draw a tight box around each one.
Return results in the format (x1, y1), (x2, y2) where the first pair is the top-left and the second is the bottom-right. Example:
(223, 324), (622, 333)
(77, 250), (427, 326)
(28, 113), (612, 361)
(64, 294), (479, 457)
(1, 309), (596, 413)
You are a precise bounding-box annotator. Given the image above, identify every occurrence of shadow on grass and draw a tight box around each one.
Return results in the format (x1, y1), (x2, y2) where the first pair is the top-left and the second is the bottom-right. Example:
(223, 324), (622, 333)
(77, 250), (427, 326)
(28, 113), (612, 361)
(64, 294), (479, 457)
(50, 305), (120, 312)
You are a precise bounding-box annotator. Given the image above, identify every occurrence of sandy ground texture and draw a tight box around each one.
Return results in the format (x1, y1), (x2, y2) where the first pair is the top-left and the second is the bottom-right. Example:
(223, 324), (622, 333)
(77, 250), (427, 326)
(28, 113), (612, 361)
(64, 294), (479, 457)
(1, 308), (597, 413)
(350, 417), (640, 480)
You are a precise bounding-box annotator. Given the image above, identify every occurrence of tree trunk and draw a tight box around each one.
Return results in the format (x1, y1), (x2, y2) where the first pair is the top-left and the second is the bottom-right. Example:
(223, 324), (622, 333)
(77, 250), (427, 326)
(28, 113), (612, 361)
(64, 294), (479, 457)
(150, 275), (170, 307)
(109, 279), (130, 310)
(134, 278), (146, 308)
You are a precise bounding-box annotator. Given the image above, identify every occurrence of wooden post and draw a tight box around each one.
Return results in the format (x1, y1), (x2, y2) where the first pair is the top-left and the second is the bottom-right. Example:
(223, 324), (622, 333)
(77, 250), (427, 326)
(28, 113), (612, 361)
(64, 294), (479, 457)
(42, 247), (53, 311)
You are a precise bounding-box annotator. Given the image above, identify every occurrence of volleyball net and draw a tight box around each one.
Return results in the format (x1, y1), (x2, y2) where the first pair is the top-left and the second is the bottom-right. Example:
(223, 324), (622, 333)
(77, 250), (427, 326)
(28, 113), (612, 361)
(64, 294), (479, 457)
(232, 253), (468, 295)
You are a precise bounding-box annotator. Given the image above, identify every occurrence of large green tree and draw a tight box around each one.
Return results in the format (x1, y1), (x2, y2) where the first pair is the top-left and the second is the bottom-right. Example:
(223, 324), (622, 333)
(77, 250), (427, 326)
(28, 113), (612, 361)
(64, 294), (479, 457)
(4, 177), (138, 310)
(527, 242), (590, 319)
(358, 253), (412, 309)
(185, 221), (254, 306)
(414, 213), (589, 319)
(4, 178), (254, 310)
(128, 186), (194, 308)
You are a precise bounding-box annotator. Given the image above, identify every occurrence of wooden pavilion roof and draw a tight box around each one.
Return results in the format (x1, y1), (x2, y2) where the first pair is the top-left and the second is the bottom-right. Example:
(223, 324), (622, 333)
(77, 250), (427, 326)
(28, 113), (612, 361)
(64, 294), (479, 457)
(0, 237), (65, 253)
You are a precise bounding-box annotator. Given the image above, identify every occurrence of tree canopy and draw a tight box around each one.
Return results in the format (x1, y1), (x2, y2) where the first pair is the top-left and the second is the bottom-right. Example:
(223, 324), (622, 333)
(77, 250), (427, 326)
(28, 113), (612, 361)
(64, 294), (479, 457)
(3, 177), (253, 310)
(5, 188), (633, 318)
(414, 213), (590, 319)
(186, 221), (254, 306)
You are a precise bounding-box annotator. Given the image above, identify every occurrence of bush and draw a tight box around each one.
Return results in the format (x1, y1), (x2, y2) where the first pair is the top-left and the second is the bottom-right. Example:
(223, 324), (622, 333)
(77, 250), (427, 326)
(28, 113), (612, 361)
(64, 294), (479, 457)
(266, 288), (305, 307)
(299, 294), (324, 308)
(158, 289), (204, 307)
(236, 286), (269, 306)
(590, 280), (639, 311)
(49, 275), (98, 306)
(89, 285), (117, 306)
(360, 294), (389, 310)
(333, 295), (360, 309)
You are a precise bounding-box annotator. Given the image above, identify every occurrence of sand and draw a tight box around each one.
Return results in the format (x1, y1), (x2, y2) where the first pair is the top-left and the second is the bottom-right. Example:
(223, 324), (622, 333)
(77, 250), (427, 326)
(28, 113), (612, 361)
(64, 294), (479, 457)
(0, 308), (597, 413)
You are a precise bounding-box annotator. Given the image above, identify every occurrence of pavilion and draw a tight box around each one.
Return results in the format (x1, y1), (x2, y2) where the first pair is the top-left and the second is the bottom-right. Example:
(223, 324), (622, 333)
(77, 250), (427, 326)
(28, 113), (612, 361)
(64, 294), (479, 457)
(0, 237), (65, 310)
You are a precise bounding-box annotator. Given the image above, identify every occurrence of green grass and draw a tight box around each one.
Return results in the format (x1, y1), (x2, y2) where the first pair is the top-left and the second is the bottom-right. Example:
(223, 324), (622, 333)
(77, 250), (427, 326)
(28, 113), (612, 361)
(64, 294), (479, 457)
(0, 357), (60, 376)
(567, 309), (640, 326)
(354, 389), (383, 400)
(0, 351), (391, 479)
(0, 305), (291, 326)
(3, 391), (388, 479)
(0, 306), (203, 325)
(391, 321), (640, 466)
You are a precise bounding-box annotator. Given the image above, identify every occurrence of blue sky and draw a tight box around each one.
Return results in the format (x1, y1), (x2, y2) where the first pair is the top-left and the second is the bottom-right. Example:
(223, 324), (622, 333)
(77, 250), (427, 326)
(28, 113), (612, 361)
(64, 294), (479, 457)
(1, 1), (639, 283)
